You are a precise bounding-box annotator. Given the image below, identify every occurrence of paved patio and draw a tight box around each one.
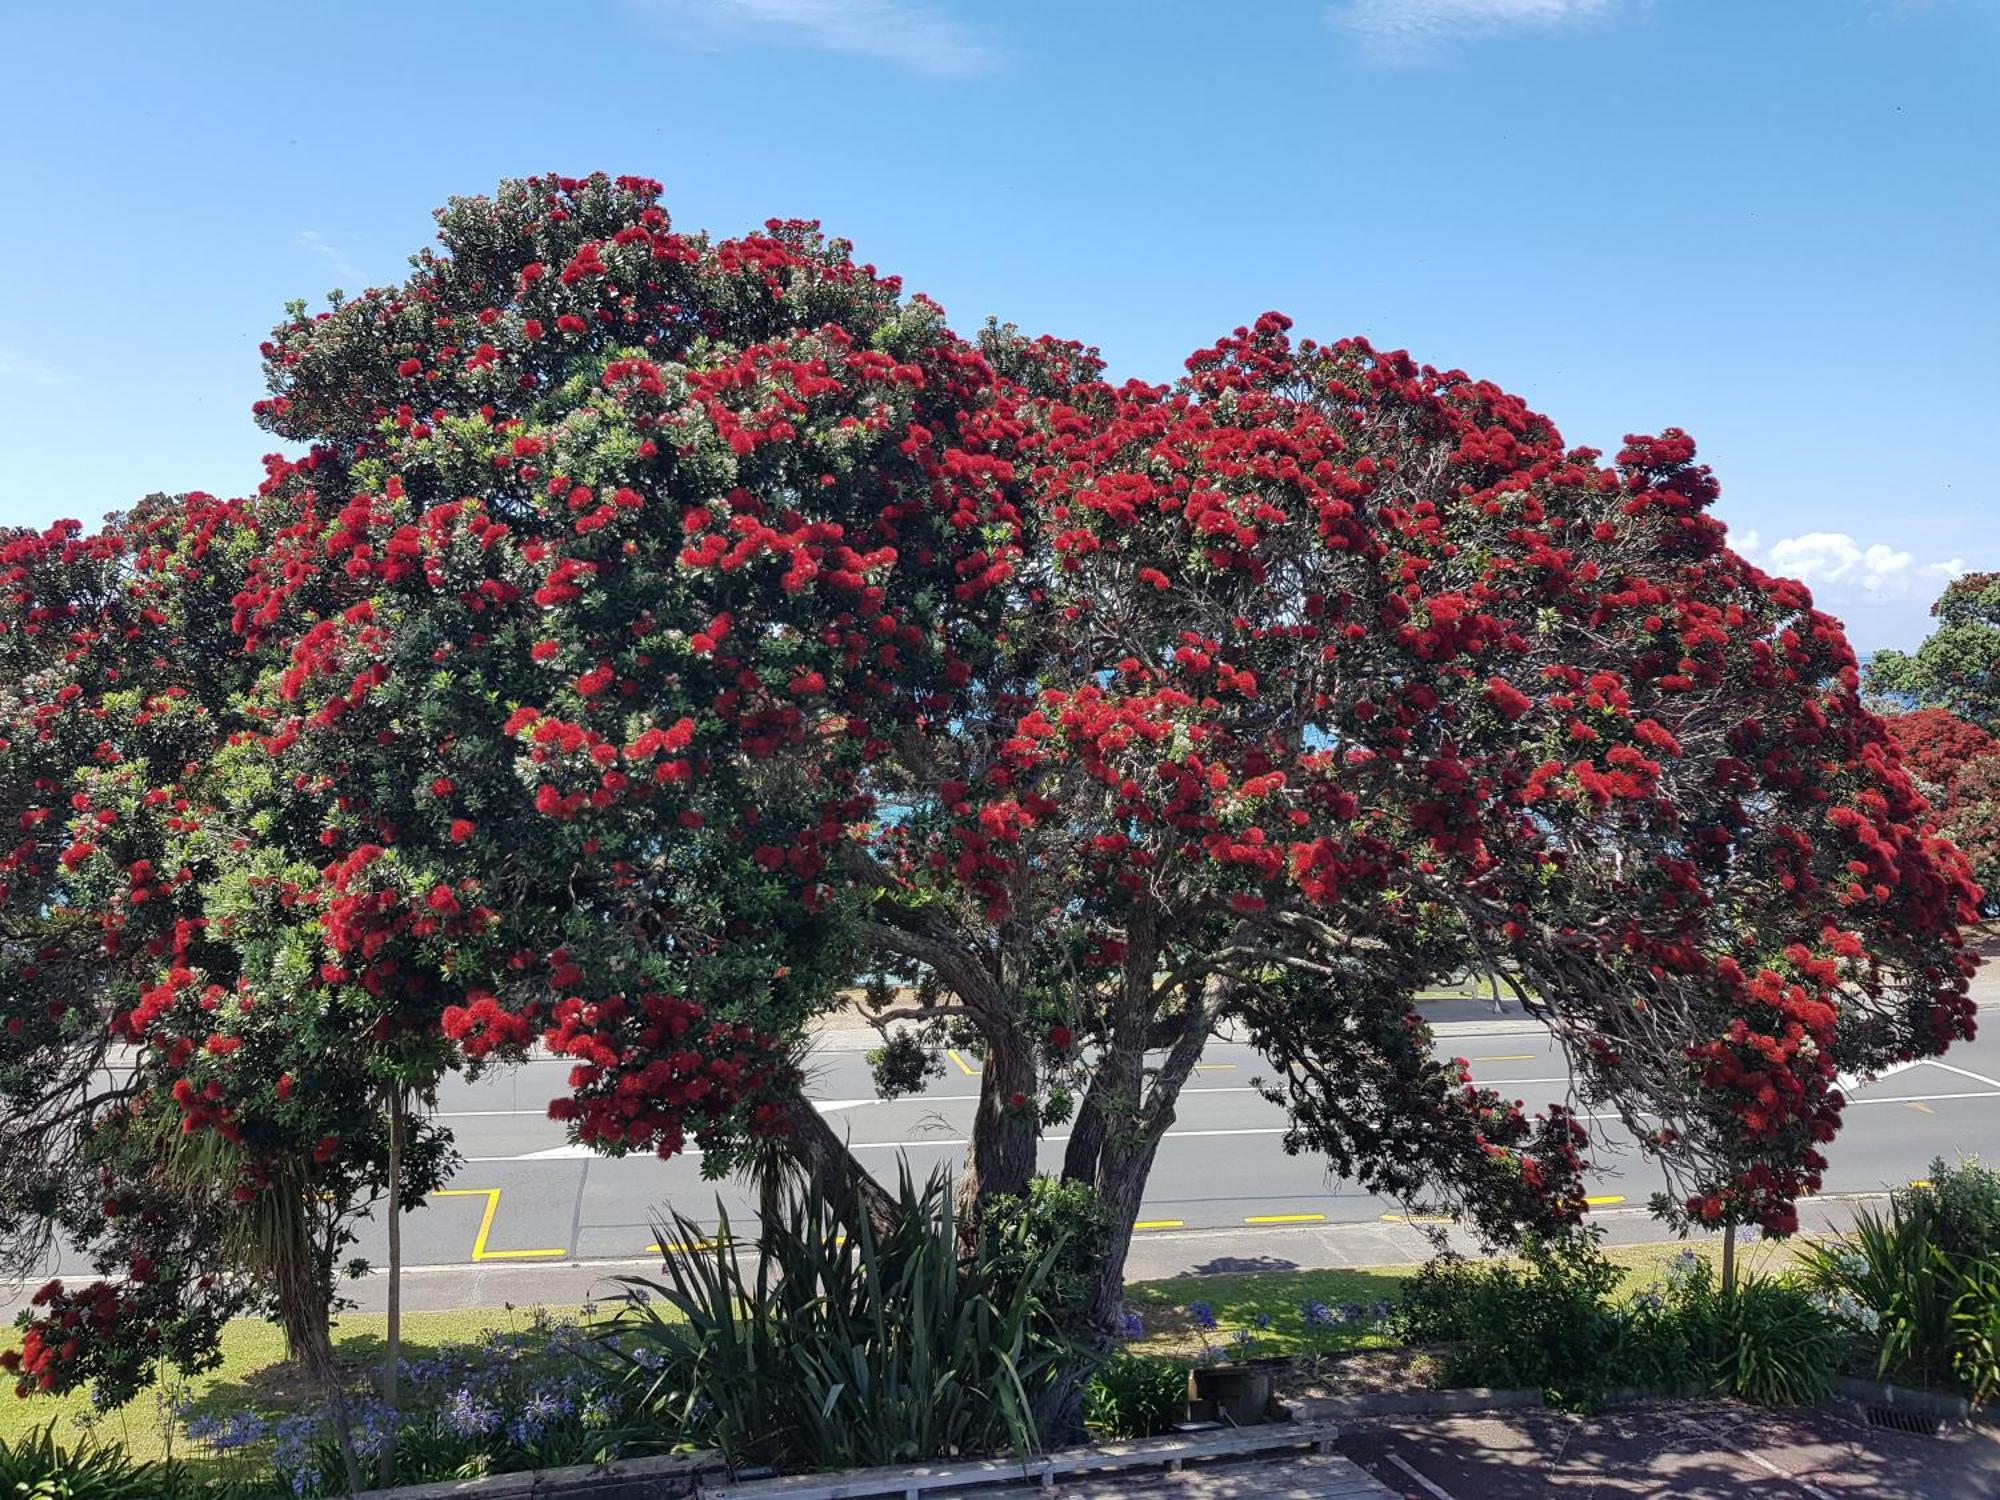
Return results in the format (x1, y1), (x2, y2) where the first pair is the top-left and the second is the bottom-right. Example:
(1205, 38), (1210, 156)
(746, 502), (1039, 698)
(998, 1453), (1396, 1498)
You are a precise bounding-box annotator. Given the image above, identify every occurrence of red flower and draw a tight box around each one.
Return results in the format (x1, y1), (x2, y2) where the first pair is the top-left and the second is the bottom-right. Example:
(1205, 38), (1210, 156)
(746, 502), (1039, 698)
(1483, 677), (1533, 721)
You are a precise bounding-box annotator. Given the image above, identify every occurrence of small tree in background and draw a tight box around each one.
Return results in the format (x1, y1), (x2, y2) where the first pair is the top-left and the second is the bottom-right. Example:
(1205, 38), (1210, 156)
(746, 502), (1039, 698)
(1870, 573), (2000, 733)
(1, 174), (1984, 1412)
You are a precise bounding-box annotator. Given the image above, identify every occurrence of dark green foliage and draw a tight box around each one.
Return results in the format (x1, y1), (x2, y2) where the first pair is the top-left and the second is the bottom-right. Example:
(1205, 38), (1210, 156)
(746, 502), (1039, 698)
(1802, 1156), (2000, 1400)
(982, 1176), (1115, 1335)
(0, 1426), (209, 1499)
(1398, 1240), (1837, 1408)
(600, 1164), (1077, 1471)
(1083, 1354), (1188, 1438)
(1395, 1236), (1621, 1404)
(1699, 1270), (1837, 1406)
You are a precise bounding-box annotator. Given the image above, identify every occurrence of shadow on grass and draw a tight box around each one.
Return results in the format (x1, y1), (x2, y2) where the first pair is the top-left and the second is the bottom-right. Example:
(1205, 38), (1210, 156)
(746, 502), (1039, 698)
(176, 1328), (456, 1429)
(1121, 1265), (1408, 1360)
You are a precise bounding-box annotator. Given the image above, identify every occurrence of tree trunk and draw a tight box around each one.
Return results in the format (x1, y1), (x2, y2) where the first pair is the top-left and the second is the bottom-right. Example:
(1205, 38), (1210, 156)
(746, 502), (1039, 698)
(779, 1090), (900, 1234)
(380, 1086), (404, 1488)
(960, 1025), (1039, 1221)
(269, 1194), (360, 1493)
(272, 1221), (335, 1374)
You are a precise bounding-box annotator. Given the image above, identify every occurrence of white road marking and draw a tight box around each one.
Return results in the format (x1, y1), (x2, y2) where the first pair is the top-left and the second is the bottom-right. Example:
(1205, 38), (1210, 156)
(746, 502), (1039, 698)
(1836, 1058), (1921, 1092)
(1848, 1088), (2000, 1107)
(1385, 1451), (1459, 1499)
(1717, 1437), (1837, 1499)
(437, 1084), (1277, 1119)
(1921, 1058), (2000, 1090)
(469, 1088), (2000, 1162)
(436, 1109), (551, 1117)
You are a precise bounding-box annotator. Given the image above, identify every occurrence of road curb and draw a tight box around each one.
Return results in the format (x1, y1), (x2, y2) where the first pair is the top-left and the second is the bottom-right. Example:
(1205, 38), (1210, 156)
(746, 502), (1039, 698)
(1280, 1387), (1542, 1422)
(1828, 1374), (1982, 1426)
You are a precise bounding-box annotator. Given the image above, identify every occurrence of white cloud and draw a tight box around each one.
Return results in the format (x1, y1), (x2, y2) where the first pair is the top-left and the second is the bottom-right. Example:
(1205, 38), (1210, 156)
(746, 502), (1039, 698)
(1328, 0), (1618, 63)
(1734, 529), (1967, 607)
(643, 0), (1000, 77)
(297, 230), (362, 284)
(0, 348), (61, 386)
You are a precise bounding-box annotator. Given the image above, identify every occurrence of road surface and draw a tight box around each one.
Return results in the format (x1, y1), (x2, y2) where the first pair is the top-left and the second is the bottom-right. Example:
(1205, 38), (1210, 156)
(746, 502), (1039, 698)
(328, 993), (2000, 1308)
(9, 990), (1996, 1315)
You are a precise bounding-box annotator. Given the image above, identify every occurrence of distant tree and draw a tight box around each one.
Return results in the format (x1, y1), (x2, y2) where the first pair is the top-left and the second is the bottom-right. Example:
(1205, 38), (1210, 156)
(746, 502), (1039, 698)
(1938, 756), (2000, 913)
(1869, 573), (2000, 732)
(1882, 708), (2000, 797)
(2, 174), (1983, 1410)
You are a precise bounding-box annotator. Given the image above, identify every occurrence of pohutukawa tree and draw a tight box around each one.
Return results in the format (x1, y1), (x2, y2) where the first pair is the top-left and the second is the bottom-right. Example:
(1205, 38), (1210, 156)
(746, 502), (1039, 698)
(0, 500), (458, 1401)
(1883, 709), (2000, 913)
(2, 174), (1981, 1391)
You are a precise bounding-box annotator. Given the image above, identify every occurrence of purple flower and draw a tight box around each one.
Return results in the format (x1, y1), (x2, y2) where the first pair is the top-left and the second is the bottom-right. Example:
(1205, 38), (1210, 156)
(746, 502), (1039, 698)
(1186, 1301), (1217, 1330)
(443, 1387), (502, 1440)
(1115, 1308), (1145, 1340)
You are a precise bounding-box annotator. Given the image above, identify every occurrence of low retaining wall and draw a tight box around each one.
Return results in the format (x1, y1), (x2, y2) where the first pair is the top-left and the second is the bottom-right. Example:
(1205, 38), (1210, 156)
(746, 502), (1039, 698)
(350, 1451), (718, 1500)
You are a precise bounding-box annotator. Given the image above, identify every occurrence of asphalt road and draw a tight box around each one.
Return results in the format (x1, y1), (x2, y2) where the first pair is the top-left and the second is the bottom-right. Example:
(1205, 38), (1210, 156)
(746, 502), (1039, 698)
(8, 992), (1995, 1317)
(322, 998), (2000, 1301)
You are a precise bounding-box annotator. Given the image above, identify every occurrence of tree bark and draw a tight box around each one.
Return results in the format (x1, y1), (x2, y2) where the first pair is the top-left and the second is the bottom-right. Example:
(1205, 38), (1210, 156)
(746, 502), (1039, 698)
(960, 1024), (1038, 1219)
(272, 1219), (335, 1374)
(779, 1090), (900, 1234)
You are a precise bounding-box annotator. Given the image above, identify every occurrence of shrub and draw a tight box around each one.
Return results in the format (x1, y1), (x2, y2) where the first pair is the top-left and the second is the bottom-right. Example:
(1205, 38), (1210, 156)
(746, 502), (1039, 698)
(1394, 1236), (1621, 1403)
(1948, 1257), (2000, 1403)
(1699, 1270), (1838, 1405)
(1083, 1354), (1188, 1438)
(1400, 1242), (1838, 1408)
(0, 1426), (193, 1499)
(983, 1176), (1115, 1337)
(1801, 1157), (2000, 1398)
(601, 1163), (1076, 1470)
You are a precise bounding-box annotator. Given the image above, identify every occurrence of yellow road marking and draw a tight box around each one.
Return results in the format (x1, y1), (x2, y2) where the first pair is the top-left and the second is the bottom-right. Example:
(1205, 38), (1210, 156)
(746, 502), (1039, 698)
(1909, 1178), (1933, 1188)
(1246, 1213), (1325, 1224)
(432, 1188), (566, 1262)
(1381, 1212), (1453, 1224)
(1470, 1054), (1534, 1062)
(1194, 1063), (1237, 1072)
(1584, 1195), (1625, 1207)
(1904, 1101), (1935, 1115)
(1134, 1220), (1185, 1230)
(947, 1049), (980, 1076)
(647, 1239), (718, 1254)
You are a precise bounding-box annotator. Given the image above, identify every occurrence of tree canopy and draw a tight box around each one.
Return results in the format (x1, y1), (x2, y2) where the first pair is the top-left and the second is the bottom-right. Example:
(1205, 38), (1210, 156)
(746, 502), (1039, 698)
(1869, 572), (2000, 732)
(1, 173), (1982, 1397)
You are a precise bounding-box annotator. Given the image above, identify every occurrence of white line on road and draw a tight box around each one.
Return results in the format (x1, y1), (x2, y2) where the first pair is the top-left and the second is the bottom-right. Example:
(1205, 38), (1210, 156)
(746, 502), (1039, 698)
(1921, 1059), (2000, 1090)
(468, 1089), (2000, 1162)
(1384, 1451), (1459, 1500)
(1715, 1437), (1837, 1499)
(436, 1084), (1276, 1119)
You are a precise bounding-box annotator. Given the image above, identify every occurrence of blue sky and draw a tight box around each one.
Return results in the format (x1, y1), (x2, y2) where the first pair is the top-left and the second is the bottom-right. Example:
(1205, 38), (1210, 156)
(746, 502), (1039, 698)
(2, 0), (1992, 649)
